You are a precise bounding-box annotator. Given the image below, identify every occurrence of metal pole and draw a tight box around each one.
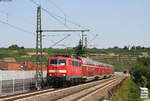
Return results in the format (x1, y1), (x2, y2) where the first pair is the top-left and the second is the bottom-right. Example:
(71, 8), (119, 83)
(0, 82), (1, 95)
(85, 37), (87, 48)
(82, 31), (84, 47)
(36, 6), (43, 89)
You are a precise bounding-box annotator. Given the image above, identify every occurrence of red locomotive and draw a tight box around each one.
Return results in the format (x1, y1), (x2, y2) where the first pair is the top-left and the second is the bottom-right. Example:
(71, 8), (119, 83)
(47, 56), (114, 87)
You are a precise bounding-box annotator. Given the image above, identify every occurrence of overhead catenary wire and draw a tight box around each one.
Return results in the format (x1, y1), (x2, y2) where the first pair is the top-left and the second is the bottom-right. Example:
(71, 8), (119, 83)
(47, 0), (88, 29)
(30, 0), (90, 48)
(42, 0), (99, 48)
(29, 0), (88, 30)
(30, 0), (71, 29)
(47, 0), (67, 25)
(88, 34), (99, 43)
(0, 20), (35, 35)
(50, 34), (71, 48)
(47, 0), (67, 18)
(0, 10), (8, 17)
(87, 34), (99, 47)
(41, 8), (71, 29)
(0, 10), (9, 22)
(46, 0), (88, 29)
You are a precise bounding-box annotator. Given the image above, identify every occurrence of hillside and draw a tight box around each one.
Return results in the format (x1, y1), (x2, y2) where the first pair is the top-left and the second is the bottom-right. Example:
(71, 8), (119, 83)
(89, 49), (149, 71)
(0, 47), (150, 71)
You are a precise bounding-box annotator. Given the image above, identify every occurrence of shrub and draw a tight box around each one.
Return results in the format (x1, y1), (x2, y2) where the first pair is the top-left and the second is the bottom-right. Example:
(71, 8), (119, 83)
(131, 57), (150, 89)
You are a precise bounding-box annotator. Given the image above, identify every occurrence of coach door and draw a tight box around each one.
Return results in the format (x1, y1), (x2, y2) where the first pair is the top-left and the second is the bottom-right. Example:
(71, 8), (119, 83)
(82, 65), (87, 77)
(69, 60), (73, 76)
(71, 60), (76, 76)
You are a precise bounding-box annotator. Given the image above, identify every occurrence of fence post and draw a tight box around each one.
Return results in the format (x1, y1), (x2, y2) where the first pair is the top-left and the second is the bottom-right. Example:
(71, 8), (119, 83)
(31, 71), (33, 88)
(22, 79), (24, 92)
(0, 71), (1, 95)
(0, 80), (2, 95)
(13, 78), (14, 94)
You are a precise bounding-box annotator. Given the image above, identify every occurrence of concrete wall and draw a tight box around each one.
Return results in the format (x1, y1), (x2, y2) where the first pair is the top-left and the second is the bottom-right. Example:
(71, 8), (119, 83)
(0, 71), (47, 96)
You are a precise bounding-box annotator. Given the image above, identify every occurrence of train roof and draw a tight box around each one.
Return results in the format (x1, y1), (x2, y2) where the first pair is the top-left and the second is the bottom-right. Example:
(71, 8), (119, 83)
(48, 56), (113, 67)
(48, 56), (80, 61)
(80, 57), (95, 65)
(80, 57), (113, 67)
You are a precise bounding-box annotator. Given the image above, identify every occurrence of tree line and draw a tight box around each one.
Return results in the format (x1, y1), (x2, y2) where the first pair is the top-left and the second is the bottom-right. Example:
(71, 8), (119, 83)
(8, 44), (24, 50)
(111, 45), (150, 50)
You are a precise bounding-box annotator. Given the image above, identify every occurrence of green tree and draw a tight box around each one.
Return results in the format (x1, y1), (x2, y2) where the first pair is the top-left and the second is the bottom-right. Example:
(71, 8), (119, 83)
(74, 39), (86, 56)
(131, 46), (136, 50)
(113, 46), (119, 49)
(123, 46), (128, 50)
(136, 46), (142, 50)
(8, 44), (24, 50)
(8, 44), (19, 50)
(131, 57), (150, 88)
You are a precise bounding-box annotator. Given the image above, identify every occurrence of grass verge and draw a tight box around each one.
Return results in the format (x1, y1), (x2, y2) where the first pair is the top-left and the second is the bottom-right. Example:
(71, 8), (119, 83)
(113, 77), (141, 101)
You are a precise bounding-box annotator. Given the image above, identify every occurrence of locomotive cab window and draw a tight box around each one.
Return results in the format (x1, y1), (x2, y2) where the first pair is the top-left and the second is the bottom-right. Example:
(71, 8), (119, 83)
(50, 59), (66, 65)
(50, 59), (57, 65)
(59, 59), (66, 65)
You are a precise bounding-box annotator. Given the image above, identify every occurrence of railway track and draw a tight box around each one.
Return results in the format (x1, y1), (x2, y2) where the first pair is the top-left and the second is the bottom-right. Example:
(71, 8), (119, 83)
(0, 88), (56, 101)
(0, 75), (126, 101)
(57, 79), (118, 101)
(54, 76), (125, 101)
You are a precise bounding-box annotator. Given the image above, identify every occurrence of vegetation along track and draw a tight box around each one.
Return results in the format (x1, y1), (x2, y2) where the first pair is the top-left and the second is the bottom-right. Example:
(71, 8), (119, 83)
(0, 75), (126, 101)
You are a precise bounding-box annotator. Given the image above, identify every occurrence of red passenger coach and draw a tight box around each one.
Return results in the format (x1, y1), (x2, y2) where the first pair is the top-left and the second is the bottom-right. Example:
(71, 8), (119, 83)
(47, 56), (114, 87)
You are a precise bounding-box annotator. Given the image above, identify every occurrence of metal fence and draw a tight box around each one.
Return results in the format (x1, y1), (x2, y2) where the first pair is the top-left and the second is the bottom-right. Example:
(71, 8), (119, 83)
(0, 71), (47, 96)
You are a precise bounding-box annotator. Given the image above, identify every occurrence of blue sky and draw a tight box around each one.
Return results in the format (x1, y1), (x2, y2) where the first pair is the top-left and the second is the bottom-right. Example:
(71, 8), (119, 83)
(0, 0), (150, 48)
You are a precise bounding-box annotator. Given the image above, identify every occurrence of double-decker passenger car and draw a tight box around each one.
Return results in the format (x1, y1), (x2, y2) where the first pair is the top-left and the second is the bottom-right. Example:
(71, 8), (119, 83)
(47, 56), (114, 87)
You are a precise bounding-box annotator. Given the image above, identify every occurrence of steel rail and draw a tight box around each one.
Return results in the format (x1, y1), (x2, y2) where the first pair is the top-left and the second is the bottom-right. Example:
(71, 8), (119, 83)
(77, 76), (126, 101)
(0, 88), (56, 101)
(16, 76), (119, 101)
(55, 77), (121, 101)
(0, 75), (125, 101)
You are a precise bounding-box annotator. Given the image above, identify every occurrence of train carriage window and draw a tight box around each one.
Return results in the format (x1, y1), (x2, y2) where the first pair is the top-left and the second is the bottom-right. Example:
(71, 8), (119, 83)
(72, 61), (81, 67)
(72, 61), (74, 66)
(78, 61), (81, 67)
(78, 62), (81, 67)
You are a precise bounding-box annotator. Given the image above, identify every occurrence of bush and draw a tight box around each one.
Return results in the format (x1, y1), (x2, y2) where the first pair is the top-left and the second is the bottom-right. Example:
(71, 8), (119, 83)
(113, 77), (141, 101)
(131, 57), (150, 89)
(8, 44), (24, 50)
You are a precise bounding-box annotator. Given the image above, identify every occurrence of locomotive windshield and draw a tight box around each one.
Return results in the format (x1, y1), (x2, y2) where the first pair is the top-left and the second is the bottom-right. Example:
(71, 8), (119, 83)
(50, 59), (66, 65)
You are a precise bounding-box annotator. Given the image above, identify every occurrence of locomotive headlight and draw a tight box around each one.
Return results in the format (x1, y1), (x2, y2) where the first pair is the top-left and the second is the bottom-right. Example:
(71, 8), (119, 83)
(63, 74), (66, 76)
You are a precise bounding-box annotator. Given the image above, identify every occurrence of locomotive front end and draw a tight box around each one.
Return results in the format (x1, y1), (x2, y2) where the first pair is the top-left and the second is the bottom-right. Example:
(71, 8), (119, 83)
(47, 57), (68, 87)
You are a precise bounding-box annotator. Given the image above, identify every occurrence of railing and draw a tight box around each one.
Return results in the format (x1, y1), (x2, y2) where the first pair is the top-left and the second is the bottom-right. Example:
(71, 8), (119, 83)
(0, 71), (47, 96)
